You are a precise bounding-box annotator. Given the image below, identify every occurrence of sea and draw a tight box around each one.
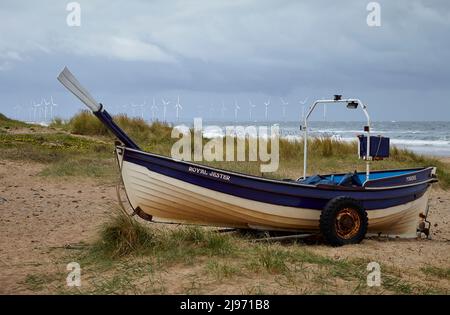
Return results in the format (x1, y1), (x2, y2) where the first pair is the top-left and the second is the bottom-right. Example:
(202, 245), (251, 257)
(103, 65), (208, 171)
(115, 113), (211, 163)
(181, 120), (450, 157)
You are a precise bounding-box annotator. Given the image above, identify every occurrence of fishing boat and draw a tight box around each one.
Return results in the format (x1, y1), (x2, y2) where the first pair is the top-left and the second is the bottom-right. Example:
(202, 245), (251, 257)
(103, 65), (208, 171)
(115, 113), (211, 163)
(57, 67), (437, 246)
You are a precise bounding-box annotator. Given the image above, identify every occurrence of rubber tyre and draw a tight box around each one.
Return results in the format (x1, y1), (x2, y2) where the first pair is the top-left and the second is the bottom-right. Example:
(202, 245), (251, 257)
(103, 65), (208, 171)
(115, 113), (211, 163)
(320, 197), (368, 246)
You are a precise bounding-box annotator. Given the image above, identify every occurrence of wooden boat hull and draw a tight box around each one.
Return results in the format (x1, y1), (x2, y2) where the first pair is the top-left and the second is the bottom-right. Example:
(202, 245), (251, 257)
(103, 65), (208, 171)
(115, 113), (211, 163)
(56, 67), (438, 243)
(117, 148), (433, 238)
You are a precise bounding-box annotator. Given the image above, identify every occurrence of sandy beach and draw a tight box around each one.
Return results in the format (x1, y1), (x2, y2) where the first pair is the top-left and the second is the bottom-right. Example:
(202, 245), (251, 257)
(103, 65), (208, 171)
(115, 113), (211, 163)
(0, 158), (449, 294)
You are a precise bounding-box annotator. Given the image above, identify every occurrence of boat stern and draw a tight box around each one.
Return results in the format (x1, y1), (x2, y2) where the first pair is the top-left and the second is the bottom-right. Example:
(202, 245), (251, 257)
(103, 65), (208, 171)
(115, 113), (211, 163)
(367, 186), (432, 238)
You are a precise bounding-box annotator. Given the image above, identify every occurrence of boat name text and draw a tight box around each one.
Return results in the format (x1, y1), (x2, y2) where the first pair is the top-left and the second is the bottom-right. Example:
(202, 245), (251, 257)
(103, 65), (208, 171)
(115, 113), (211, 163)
(188, 166), (231, 181)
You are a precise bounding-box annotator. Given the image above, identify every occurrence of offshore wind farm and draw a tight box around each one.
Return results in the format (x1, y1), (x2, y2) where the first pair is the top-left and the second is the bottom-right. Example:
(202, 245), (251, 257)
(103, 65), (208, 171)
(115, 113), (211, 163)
(7, 94), (450, 157)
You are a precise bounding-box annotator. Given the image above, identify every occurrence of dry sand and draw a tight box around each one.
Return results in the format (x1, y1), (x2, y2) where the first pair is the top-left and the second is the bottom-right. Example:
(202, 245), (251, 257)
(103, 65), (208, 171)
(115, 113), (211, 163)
(0, 159), (449, 294)
(0, 160), (117, 293)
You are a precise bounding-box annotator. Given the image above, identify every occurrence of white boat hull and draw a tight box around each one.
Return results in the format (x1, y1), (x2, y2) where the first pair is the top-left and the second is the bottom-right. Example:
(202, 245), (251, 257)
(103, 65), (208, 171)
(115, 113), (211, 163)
(120, 160), (428, 238)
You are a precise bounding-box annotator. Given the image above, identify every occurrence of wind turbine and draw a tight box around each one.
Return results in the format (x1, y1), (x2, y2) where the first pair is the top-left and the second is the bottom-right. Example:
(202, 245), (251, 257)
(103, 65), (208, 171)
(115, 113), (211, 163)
(299, 97), (308, 121)
(161, 98), (170, 122)
(248, 99), (256, 122)
(42, 98), (50, 122)
(234, 100), (240, 123)
(29, 101), (33, 122)
(151, 98), (158, 121)
(280, 97), (288, 121)
(139, 101), (145, 119)
(264, 98), (271, 122)
(33, 101), (42, 122)
(50, 96), (58, 120)
(175, 95), (182, 122)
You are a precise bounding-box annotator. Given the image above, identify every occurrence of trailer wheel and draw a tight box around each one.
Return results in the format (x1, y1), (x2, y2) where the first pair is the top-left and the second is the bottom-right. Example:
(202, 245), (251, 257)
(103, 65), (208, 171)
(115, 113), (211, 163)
(320, 197), (368, 246)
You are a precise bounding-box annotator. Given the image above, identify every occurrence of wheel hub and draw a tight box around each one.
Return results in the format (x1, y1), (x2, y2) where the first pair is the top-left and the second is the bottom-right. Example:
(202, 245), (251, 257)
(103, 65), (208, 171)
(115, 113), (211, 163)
(335, 208), (361, 239)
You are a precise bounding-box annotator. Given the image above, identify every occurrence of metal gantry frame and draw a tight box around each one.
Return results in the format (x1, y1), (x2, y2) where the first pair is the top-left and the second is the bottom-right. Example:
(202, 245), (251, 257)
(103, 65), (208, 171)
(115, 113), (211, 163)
(302, 98), (372, 181)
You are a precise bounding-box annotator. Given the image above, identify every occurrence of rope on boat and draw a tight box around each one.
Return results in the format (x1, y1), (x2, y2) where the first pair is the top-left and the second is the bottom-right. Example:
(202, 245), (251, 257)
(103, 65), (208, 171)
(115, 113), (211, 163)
(115, 182), (136, 218)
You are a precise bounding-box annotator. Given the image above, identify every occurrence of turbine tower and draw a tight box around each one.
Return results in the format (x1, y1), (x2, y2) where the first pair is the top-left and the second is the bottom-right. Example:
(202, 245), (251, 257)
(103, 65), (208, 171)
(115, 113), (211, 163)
(234, 100), (240, 123)
(151, 98), (158, 121)
(33, 101), (42, 122)
(264, 98), (271, 122)
(131, 103), (138, 117)
(28, 101), (33, 122)
(42, 98), (50, 122)
(175, 95), (182, 122)
(138, 101), (145, 119)
(50, 96), (58, 120)
(248, 99), (256, 122)
(299, 97), (308, 121)
(280, 97), (288, 121)
(161, 98), (170, 122)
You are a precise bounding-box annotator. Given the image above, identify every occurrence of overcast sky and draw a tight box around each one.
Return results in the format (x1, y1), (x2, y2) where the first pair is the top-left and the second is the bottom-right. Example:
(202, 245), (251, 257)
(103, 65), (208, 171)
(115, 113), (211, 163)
(1, 0), (449, 122)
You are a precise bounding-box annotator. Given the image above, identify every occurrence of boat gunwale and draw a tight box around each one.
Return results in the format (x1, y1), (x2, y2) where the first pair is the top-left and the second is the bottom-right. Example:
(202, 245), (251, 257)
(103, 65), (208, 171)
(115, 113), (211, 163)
(121, 146), (435, 192)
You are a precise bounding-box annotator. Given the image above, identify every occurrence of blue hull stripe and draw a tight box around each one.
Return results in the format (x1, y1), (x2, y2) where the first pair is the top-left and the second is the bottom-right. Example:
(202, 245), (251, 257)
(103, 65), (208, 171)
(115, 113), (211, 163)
(122, 149), (429, 211)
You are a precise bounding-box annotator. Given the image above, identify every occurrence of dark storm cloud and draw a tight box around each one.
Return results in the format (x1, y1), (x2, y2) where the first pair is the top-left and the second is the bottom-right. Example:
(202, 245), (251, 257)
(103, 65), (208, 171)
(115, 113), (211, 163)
(0, 0), (449, 121)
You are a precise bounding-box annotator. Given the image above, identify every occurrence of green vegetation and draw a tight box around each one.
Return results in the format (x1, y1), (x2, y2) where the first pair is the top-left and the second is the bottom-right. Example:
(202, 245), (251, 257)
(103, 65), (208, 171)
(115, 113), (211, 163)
(0, 113), (29, 130)
(206, 260), (241, 280)
(251, 245), (290, 274)
(421, 266), (450, 280)
(0, 131), (116, 179)
(1, 111), (449, 187)
(22, 273), (63, 292)
(64, 110), (174, 154)
(68, 111), (109, 136)
(93, 206), (155, 258)
(88, 216), (235, 263)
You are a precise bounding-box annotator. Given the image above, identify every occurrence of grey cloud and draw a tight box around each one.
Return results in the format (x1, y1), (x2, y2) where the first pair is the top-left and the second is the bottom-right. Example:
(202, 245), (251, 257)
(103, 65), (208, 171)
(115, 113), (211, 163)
(0, 0), (449, 121)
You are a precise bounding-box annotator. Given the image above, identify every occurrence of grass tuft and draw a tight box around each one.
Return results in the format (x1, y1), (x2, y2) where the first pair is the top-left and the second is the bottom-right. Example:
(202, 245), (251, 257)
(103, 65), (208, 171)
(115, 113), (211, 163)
(0, 113), (29, 129)
(88, 210), (235, 264)
(92, 206), (155, 258)
(206, 260), (240, 280)
(66, 111), (173, 151)
(252, 245), (289, 274)
(69, 111), (109, 136)
(163, 226), (235, 256)
(420, 266), (450, 280)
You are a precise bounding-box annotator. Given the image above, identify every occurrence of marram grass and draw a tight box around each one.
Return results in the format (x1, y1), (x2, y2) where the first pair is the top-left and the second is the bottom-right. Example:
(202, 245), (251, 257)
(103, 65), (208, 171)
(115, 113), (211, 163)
(1, 111), (450, 188)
